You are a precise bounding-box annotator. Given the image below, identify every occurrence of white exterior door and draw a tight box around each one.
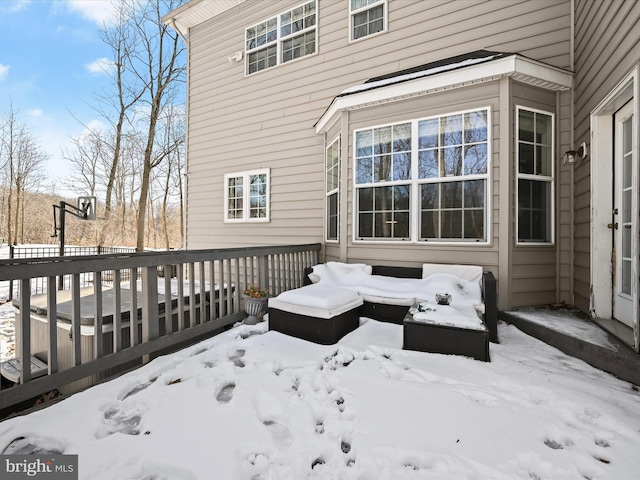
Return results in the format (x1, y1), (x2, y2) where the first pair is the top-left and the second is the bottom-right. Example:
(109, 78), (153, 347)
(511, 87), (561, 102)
(612, 101), (636, 327)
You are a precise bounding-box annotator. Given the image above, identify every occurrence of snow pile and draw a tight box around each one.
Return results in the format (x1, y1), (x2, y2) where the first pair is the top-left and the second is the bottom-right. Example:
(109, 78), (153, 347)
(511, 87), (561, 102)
(1, 319), (640, 479)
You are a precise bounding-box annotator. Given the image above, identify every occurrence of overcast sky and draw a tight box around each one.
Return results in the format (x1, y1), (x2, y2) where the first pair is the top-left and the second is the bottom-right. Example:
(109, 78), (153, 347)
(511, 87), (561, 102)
(0, 0), (129, 196)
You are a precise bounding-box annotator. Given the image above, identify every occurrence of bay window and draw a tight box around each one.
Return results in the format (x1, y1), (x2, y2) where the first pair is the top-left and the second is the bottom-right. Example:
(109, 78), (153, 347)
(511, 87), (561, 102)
(326, 138), (340, 241)
(354, 108), (490, 242)
(516, 107), (553, 243)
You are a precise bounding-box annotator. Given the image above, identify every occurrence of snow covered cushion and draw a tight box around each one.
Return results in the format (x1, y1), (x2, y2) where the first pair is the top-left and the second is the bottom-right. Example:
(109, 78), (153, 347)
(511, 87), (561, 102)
(307, 272), (321, 284)
(409, 302), (485, 331)
(326, 261), (372, 276)
(311, 262), (372, 286)
(268, 284), (363, 319)
(422, 263), (483, 284)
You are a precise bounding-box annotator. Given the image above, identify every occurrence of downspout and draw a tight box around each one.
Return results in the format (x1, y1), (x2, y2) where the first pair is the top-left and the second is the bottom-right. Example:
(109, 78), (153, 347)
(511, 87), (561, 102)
(323, 131), (327, 264)
(170, 18), (188, 45)
(569, 0), (576, 306)
(170, 18), (189, 249)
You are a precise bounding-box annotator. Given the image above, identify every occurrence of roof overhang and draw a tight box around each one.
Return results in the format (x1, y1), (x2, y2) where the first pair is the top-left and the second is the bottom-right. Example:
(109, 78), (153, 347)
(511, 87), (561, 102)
(162, 0), (247, 37)
(316, 54), (573, 134)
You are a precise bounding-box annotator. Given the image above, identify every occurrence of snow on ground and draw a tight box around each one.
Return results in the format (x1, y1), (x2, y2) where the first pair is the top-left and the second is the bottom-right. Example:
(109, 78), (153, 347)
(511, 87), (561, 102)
(511, 307), (618, 350)
(1, 318), (639, 480)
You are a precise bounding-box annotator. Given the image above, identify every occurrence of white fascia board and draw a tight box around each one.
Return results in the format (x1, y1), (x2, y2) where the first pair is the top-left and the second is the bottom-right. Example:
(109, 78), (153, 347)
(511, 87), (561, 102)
(316, 55), (573, 134)
(163, 0), (247, 36)
(511, 56), (574, 90)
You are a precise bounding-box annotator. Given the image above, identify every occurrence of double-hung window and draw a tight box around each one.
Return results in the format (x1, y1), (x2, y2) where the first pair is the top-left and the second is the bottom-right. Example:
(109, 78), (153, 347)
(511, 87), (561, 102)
(224, 169), (270, 222)
(355, 123), (411, 239)
(516, 107), (554, 243)
(326, 138), (340, 241)
(354, 108), (490, 242)
(350, 0), (386, 41)
(245, 1), (317, 75)
(418, 111), (488, 240)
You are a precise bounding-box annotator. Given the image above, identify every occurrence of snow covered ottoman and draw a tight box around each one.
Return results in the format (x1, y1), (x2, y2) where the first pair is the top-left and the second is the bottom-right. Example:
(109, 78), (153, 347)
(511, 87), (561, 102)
(268, 284), (363, 345)
(403, 264), (490, 361)
(403, 304), (490, 362)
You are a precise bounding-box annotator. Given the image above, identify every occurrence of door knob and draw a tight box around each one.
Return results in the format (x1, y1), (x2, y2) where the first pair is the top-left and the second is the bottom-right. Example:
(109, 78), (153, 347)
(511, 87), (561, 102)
(607, 223), (619, 229)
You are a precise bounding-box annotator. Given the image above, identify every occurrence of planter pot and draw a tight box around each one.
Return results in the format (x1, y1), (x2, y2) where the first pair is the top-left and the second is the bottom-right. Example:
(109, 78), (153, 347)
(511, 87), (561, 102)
(242, 294), (269, 325)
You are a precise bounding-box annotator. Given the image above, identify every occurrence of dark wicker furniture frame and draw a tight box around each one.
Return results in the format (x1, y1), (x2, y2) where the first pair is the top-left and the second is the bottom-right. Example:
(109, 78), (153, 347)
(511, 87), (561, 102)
(268, 306), (360, 345)
(403, 316), (490, 361)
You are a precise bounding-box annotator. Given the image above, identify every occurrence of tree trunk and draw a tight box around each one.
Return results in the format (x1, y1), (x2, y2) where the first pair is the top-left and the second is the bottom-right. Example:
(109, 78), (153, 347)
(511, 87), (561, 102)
(162, 161), (171, 250)
(12, 178), (21, 245)
(5, 185), (13, 245)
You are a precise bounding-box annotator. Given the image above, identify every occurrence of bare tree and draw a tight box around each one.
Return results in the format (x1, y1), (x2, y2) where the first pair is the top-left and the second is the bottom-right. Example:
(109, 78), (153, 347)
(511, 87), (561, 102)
(91, 0), (185, 251)
(126, 0), (186, 251)
(0, 105), (48, 245)
(156, 104), (185, 249)
(62, 128), (108, 197)
(97, 2), (147, 219)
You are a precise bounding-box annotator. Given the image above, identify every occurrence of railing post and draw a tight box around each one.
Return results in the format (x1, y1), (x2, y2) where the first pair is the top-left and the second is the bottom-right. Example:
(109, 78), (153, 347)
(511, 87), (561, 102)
(258, 255), (269, 293)
(8, 244), (14, 301)
(141, 266), (159, 364)
(93, 271), (103, 359)
(71, 274), (81, 366)
(46, 276), (58, 375)
(18, 279), (31, 384)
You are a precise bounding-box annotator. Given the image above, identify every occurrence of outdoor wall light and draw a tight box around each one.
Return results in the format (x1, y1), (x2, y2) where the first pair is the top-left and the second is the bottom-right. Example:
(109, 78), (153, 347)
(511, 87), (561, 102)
(563, 142), (588, 165)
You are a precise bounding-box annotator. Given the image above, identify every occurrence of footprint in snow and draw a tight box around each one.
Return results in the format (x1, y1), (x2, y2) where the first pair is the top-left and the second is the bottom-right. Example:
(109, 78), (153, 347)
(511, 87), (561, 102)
(121, 378), (157, 400)
(236, 329), (265, 340)
(100, 407), (142, 436)
(263, 420), (293, 447)
(229, 349), (246, 368)
(216, 383), (235, 403)
(544, 437), (573, 450)
(2, 436), (64, 455)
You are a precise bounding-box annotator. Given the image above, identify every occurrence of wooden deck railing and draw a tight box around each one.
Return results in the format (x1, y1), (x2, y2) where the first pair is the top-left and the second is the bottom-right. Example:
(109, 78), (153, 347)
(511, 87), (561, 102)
(6, 245), (139, 300)
(0, 243), (321, 414)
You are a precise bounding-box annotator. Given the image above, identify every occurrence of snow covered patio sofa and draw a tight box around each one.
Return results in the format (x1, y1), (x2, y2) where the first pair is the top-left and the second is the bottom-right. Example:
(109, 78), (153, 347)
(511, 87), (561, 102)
(268, 262), (498, 361)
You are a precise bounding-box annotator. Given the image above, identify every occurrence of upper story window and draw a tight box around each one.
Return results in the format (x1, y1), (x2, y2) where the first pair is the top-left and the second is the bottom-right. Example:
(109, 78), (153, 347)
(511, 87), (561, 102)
(245, 1), (317, 75)
(350, 0), (386, 41)
(326, 138), (340, 241)
(516, 107), (554, 244)
(224, 169), (270, 223)
(354, 108), (490, 242)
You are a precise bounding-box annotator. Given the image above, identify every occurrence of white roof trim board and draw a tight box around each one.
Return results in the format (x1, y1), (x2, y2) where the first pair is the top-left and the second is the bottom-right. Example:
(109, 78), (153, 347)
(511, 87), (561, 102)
(316, 54), (573, 134)
(162, 0), (247, 36)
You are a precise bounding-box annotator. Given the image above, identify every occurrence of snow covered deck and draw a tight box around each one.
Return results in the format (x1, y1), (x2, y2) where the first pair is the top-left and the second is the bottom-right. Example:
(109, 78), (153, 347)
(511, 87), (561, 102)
(501, 307), (640, 386)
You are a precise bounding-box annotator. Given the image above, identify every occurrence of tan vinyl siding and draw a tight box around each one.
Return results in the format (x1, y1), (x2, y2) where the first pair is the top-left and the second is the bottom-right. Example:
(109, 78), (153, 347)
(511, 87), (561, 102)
(557, 90), (573, 304)
(573, 0), (640, 312)
(184, 0), (571, 255)
(510, 83), (570, 308)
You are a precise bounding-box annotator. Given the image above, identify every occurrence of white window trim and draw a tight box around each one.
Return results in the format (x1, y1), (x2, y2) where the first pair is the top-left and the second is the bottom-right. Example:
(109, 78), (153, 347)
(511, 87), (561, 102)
(244, 0), (318, 76)
(351, 107), (492, 245)
(515, 106), (555, 246)
(325, 136), (340, 243)
(224, 168), (270, 223)
(349, 0), (388, 43)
